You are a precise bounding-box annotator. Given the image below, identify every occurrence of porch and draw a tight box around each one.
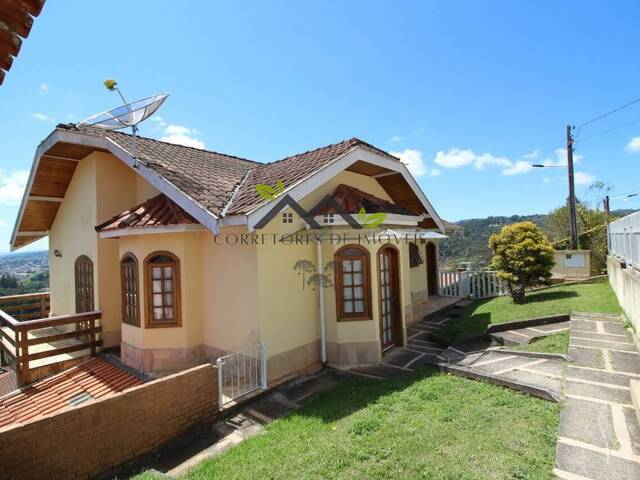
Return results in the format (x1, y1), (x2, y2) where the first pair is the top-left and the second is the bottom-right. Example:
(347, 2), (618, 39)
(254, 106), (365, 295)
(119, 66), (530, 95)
(0, 292), (102, 387)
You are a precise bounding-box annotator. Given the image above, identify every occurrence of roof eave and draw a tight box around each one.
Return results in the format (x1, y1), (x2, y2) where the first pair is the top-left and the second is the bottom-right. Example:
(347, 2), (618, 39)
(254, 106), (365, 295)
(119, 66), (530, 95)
(10, 128), (220, 251)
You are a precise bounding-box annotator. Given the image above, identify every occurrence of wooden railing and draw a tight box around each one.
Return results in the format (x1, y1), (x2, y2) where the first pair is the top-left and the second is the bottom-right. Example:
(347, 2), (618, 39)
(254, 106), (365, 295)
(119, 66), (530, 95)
(0, 292), (50, 321)
(0, 308), (102, 386)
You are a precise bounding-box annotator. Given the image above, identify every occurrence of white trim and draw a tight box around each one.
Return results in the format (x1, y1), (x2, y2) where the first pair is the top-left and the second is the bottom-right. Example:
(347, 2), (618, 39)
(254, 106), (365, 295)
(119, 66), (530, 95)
(99, 224), (206, 239)
(245, 146), (445, 232)
(28, 196), (64, 203)
(11, 129), (220, 251)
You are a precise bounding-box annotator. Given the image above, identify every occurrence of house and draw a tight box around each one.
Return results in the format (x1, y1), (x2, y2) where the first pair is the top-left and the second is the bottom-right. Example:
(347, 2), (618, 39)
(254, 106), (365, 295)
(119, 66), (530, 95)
(5, 124), (450, 388)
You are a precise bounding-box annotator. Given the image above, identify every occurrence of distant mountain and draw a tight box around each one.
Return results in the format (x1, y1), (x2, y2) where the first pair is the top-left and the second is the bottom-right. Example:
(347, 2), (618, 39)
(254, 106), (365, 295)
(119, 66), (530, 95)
(439, 209), (637, 269)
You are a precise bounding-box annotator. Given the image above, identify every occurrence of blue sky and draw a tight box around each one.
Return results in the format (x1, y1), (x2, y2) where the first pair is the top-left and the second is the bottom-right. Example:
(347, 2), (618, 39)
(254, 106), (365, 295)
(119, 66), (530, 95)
(1, 1), (640, 252)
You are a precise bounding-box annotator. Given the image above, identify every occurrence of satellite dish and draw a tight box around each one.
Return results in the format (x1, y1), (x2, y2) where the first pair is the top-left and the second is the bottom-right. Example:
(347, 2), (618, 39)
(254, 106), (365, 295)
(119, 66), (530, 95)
(76, 80), (169, 167)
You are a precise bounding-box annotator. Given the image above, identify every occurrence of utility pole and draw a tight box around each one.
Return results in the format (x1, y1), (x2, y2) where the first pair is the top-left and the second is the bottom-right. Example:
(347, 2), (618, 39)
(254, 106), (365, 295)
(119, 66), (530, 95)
(566, 125), (579, 249)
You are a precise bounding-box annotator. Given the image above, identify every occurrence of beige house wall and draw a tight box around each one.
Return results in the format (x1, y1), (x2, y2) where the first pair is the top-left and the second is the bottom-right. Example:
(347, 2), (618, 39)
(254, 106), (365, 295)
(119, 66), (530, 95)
(47, 151), (441, 381)
(608, 256), (640, 331)
(49, 151), (162, 349)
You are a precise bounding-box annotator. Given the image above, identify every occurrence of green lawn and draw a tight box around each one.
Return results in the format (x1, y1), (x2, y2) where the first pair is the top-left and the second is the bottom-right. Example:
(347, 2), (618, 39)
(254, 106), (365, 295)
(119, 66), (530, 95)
(441, 278), (622, 341)
(511, 331), (570, 355)
(135, 368), (560, 480)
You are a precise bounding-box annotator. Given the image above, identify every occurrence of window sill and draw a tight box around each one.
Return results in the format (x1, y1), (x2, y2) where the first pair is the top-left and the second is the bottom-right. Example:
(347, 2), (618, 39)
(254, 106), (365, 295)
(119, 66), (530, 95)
(145, 322), (182, 329)
(337, 316), (373, 322)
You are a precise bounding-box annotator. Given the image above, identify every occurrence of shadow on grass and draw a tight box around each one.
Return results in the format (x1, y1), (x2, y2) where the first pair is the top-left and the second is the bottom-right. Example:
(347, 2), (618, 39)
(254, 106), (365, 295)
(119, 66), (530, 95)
(524, 290), (579, 303)
(294, 367), (441, 424)
(438, 312), (492, 341)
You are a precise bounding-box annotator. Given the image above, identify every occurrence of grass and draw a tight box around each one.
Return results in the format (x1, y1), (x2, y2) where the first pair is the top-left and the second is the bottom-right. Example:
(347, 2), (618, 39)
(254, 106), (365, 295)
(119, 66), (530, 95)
(441, 278), (622, 341)
(511, 331), (570, 355)
(134, 368), (560, 480)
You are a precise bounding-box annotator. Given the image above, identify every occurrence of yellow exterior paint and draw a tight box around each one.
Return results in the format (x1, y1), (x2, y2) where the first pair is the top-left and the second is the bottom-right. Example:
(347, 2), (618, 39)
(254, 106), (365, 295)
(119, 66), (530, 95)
(46, 150), (440, 376)
(49, 151), (169, 348)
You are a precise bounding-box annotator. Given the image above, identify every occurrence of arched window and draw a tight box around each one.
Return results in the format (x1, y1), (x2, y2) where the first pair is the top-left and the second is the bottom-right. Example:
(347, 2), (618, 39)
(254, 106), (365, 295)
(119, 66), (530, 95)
(334, 245), (371, 320)
(120, 253), (140, 326)
(144, 252), (181, 327)
(75, 255), (94, 313)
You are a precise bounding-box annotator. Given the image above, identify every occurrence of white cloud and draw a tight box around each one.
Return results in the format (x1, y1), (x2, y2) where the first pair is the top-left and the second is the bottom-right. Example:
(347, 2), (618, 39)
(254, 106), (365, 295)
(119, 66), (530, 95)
(32, 112), (54, 122)
(391, 149), (440, 178)
(160, 124), (205, 149)
(389, 135), (404, 144)
(411, 127), (424, 136)
(0, 170), (29, 205)
(540, 148), (582, 167)
(625, 137), (640, 153)
(0, 220), (8, 227)
(503, 160), (533, 176)
(433, 148), (511, 170)
(574, 171), (596, 186)
(39, 83), (48, 95)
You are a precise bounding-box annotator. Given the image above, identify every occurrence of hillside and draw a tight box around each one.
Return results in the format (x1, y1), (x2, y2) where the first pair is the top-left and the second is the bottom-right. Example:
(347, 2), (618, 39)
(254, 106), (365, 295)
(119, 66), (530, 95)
(439, 209), (637, 269)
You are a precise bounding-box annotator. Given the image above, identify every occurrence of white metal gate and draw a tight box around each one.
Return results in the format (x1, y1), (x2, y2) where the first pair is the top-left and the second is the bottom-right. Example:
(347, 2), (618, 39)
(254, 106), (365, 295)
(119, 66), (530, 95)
(216, 343), (267, 408)
(439, 270), (508, 299)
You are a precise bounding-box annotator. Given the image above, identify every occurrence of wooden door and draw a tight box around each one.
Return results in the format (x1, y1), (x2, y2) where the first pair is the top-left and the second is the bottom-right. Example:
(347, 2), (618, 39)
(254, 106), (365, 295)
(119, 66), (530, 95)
(378, 246), (401, 350)
(426, 242), (438, 296)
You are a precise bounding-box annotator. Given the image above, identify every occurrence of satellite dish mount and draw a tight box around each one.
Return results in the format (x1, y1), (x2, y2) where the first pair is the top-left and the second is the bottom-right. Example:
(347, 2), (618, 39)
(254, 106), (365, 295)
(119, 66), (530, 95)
(76, 80), (168, 169)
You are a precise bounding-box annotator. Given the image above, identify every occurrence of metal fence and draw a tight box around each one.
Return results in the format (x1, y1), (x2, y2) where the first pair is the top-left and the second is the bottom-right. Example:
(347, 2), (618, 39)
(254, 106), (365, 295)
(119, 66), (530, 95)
(608, 211), (640, 270)
(216, 343), (267, 408)
(439, 270), (508, 299)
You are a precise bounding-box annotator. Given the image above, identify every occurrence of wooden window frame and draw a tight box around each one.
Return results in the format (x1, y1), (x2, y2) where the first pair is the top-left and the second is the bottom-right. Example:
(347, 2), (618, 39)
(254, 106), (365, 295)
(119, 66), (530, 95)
(334, 245), (372, 321)
(120, 253), (140, 327)
(144, 251), (182, 328)
(74, 255), (94, 313)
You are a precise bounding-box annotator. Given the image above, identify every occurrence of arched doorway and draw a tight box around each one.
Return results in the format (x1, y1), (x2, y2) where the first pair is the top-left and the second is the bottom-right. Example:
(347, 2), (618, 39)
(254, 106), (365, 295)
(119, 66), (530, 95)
(377, 245), (401, 350)
(426, 242), (438, 296)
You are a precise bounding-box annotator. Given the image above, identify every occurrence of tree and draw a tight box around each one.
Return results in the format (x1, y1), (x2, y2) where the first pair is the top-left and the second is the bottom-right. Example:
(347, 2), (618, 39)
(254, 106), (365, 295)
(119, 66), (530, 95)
(489, 222), (555, 304)
(544, 199), (608, 274)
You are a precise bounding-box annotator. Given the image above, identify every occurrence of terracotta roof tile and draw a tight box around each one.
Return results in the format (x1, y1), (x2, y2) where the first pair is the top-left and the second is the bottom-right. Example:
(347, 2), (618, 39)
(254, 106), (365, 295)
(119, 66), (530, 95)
(57, 125), (402, 221)
(0, 358), (143, 428)
(95, 193), (198, 232)
(311, 184), (416, 216)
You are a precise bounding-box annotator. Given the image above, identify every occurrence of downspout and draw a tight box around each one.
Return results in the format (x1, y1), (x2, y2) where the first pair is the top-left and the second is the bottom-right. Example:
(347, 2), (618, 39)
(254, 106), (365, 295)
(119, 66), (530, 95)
(316, 240), (327, 364)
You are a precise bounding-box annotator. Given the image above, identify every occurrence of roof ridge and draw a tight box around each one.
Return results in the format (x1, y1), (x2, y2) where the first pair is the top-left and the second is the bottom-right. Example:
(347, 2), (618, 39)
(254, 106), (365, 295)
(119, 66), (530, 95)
(56, 123), (261, 165)
(220, 168), (254, 217)
(257, 138), (356, 168)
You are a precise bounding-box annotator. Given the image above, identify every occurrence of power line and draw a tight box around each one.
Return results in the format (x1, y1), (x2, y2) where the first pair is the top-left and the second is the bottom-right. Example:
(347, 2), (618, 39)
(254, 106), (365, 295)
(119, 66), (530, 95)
(575, 96), (640, 139)
(574, 116), (640, 143)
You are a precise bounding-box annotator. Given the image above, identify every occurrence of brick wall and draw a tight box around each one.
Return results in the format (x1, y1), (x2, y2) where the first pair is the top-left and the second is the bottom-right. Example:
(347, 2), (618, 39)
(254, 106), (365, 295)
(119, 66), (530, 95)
(0, 364), (219, 480)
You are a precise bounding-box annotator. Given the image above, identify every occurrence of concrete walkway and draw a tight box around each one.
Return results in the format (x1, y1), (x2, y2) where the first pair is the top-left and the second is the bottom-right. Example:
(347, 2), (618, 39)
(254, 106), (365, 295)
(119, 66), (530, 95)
(554, 312), (640, 480)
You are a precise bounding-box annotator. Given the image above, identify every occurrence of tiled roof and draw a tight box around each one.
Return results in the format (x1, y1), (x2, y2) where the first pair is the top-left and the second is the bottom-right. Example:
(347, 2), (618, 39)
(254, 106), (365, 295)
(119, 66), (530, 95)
(56, 125), (401, 218)
(95, 193), (198, 232)
(0, 358), (143, 428)
(226, 138), (400, 215)
(0, 368), (16, 397)
(311, 184), (416, 216)
(60, 124), (258, 218)
(0, 1), (46, 86)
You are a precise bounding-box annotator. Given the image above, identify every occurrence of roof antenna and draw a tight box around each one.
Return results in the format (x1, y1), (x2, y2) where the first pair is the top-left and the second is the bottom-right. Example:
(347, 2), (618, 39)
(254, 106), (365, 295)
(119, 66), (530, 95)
(76, 79), (168, 169)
